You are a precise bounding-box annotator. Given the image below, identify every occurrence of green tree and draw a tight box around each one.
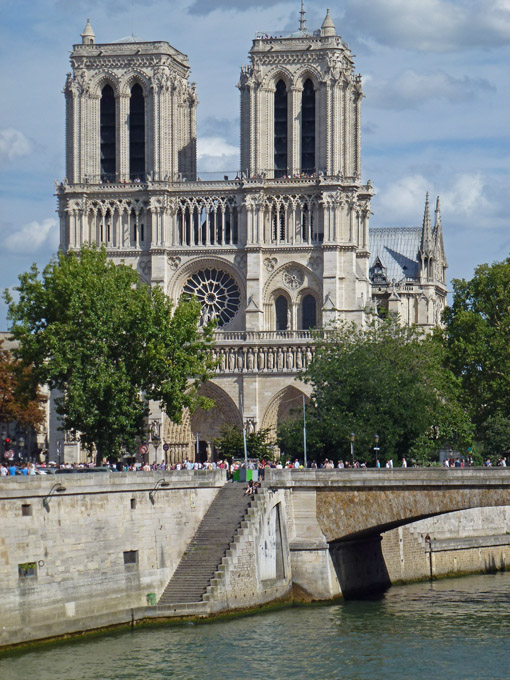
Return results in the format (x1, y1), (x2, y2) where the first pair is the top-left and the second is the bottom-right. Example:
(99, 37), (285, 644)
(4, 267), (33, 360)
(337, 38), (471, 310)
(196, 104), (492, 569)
(480, 415), (510, 460)
(213, 424), (275, 461)
(279, 316), (472, 465)
(443, 259), (510, 442)
(4, 246), (215, 460)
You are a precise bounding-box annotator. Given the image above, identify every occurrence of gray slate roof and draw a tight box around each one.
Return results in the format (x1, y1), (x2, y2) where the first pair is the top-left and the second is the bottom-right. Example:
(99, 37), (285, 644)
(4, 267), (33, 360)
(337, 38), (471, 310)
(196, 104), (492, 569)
(369, 227), (422, 282)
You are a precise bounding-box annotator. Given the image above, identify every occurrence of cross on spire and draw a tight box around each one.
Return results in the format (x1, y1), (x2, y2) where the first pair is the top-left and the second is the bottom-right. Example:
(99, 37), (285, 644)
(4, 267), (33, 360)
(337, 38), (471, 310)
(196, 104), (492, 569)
(299, 0), (307, 32)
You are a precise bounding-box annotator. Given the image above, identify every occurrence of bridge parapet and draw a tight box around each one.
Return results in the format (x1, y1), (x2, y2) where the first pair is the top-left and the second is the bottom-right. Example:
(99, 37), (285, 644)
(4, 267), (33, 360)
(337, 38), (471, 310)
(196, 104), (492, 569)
(264, 467), (510, 543)
(264, 468), (510, 490)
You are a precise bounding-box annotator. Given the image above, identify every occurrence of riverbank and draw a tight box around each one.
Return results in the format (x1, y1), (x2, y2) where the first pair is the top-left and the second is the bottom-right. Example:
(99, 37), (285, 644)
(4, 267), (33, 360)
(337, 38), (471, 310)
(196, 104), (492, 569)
(1, 472), (509, 651)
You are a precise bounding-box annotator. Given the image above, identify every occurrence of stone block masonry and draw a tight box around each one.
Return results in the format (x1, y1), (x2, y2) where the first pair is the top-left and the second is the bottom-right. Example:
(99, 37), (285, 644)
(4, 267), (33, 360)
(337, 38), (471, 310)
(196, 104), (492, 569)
(2, 469), (510, 649)
(0, 471), (224, 648)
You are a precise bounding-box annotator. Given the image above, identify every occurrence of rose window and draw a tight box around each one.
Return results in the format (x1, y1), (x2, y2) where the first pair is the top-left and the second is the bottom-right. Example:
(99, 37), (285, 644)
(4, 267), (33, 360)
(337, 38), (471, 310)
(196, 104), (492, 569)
(183, 268), (241, 327)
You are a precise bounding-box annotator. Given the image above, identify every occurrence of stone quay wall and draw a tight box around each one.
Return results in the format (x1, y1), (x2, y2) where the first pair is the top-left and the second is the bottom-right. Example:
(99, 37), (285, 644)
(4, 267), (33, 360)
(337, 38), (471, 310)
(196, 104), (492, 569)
(382, 506), (510, 583)
(0, 471), (225, 648)
(1, 469), (510, 649)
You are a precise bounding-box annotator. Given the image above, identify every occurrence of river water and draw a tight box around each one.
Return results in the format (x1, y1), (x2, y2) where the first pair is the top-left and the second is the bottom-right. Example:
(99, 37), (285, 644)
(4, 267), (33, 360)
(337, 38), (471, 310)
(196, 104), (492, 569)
(1, 572), (509, 680)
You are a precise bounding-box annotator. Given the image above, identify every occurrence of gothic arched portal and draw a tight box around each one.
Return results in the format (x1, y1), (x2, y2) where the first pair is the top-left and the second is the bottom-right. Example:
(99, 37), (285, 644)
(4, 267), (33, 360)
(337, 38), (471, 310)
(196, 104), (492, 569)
(262, 385), (309, 441)
(190, 382), (242, 460)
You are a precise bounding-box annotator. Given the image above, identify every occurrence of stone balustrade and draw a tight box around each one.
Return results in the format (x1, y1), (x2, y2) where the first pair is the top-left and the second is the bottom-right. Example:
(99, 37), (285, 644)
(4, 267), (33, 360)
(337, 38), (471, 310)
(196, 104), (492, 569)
(211, 343), (315, 374)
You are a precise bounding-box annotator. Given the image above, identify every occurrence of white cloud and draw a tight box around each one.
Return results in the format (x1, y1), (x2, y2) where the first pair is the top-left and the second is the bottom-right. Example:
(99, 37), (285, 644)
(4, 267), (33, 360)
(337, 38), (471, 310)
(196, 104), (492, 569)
(0, 128), (32, 162)
(376, 174), (430, 224)
(344, 0), (510, 52)
(374, 172), (494, 229)
(197, 136), (239, 174)
(4, 218), (59, 254)
(367, 70), (494, 110)
(441, 173), (489, 217)
(197, 136), (238, 159)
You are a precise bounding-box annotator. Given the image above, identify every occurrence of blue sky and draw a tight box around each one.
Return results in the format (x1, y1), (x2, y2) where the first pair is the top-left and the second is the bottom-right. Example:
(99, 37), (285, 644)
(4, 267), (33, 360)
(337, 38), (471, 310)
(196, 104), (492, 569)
(0, 0), (509, 328)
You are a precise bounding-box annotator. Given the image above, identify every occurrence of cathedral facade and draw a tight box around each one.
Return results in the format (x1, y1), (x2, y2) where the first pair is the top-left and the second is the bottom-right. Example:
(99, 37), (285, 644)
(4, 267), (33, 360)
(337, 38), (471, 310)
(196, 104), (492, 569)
(56, 10), (447, 463)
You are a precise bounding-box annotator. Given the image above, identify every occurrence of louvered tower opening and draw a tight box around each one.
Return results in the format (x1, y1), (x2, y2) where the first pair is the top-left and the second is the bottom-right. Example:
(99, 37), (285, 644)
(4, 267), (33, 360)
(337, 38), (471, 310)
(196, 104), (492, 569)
(274, 80), (288, 178)
(129, 84), (145, 181)
(100, 84), (116, 181)
(301, 79), (315, 173)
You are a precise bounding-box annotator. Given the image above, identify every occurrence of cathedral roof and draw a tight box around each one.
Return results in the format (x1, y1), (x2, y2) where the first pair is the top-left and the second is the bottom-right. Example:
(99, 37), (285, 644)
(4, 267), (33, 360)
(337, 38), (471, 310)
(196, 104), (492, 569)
(369, 227), (422, 282)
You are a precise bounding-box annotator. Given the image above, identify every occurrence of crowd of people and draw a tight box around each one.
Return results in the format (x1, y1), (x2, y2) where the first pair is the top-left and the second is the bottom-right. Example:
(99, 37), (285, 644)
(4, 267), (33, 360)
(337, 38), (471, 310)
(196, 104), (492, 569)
(2, 455), (508, 477)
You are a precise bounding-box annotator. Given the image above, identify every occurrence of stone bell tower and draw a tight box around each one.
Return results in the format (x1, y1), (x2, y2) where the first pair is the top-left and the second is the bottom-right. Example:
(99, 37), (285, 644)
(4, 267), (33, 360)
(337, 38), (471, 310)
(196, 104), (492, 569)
(239, 7), (362, 180)
(63, 19), (197, 190)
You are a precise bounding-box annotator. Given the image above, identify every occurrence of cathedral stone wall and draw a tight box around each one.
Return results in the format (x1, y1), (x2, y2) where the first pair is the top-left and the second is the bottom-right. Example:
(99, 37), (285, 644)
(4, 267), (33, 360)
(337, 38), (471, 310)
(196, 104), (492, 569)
(55, 12), (447, 463)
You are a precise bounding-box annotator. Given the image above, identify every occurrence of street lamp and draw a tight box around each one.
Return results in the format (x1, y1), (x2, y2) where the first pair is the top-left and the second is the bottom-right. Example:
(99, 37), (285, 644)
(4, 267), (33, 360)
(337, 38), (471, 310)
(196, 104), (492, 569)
(374, 434), (380, 467)
(350, 432), (355, 464)
(42, 483), (66, 512)
(150, 420), (161, 463)
(18, 437), (25, 462)
(149, 478), (170, 504)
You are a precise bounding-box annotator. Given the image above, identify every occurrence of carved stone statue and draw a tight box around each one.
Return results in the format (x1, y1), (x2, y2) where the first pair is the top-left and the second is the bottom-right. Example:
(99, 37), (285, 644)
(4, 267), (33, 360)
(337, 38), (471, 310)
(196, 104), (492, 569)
(247, 349), (254, 370)
(277, 348), (284, 371)
(267, 349), (274, 370)
(257, 349), (265, 370)
(286, 347), (293, 370)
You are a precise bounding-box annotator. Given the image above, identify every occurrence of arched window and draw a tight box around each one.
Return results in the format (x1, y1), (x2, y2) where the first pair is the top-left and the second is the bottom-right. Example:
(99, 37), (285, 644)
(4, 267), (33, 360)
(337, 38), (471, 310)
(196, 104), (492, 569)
(100, 84), (116, 181)
(129, 84), (145, 181)
(301, 79), (315, 173)
(274, 80), (288, 178)
(275, 295), (288, 331)
(302, 294), (317, 330)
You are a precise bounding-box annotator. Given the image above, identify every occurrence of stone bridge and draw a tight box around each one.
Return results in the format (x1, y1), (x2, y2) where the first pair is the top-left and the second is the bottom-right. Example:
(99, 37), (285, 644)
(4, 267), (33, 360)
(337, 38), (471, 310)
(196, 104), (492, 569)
(264, 468), (510, 598)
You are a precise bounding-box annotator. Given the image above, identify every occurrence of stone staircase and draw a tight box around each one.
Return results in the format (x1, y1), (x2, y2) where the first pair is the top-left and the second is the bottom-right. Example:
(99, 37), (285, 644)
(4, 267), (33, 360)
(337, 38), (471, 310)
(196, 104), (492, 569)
(158, 483), (253, 606)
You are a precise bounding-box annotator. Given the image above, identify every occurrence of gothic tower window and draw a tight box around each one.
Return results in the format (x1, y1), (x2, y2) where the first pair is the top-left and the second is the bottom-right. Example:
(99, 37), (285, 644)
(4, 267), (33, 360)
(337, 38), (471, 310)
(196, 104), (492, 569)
(129, 84), (145, 181)
(301, 79), (315, 173)
(100, 85), (116, 181)
(301, 294), (316, 330)
(274, 80), (288, 178)
(275, 295), (288, 331)
(301, 203), (314, 242)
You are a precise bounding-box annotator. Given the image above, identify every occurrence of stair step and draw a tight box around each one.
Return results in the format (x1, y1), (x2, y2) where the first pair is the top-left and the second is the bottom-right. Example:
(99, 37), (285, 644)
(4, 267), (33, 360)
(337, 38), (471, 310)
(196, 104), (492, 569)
(158, 484), (254, 606)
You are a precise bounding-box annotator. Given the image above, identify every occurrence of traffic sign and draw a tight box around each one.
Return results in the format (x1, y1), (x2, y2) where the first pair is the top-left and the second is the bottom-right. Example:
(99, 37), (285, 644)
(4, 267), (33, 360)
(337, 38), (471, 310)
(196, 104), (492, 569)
(163, 443), (170, 452)
(139, 444), (149, 455)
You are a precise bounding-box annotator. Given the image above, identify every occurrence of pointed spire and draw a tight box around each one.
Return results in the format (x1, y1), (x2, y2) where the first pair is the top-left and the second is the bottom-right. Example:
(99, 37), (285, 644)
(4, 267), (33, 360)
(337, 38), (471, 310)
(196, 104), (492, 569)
(433, 196), (447, 268)
(321, 9), (336, 37)
(420, 192), (433, 255)
(434, 195), (442, 230)
(299, 0), (307, 32)
(81, 18), (95, 45)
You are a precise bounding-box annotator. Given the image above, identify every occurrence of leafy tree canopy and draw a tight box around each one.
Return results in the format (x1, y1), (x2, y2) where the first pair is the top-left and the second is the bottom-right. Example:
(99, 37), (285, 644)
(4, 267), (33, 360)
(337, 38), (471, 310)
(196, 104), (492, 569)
(213, 424), (275, 461)
(0, 339), (46, 429)
(443, 258), (510, 435)
(4, 246), (216, 459)
(278, 315), (472, 465)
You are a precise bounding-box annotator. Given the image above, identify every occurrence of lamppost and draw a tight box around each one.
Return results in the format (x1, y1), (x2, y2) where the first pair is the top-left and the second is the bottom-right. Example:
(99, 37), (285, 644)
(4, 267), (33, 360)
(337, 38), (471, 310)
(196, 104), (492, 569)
(374, 434), (380, 467)
(350, 432), (355, 464)
(150, 420), (161, 464)
(18, 437), (25, 463)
